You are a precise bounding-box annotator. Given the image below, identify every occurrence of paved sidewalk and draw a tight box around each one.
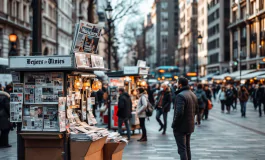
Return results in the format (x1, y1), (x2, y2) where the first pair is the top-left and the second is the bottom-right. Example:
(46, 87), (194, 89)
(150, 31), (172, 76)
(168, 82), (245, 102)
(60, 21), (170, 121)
(1, 101), (265, 160)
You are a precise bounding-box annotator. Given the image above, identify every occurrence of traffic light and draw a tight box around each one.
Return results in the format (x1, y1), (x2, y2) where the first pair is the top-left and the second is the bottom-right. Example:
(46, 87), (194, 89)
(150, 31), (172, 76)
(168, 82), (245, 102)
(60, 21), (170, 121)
(234, 60), (238, 66)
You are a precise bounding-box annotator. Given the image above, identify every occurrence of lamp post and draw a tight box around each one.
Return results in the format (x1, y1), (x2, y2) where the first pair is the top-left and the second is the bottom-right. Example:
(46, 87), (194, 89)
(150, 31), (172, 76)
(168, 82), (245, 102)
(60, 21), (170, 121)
(105, 1), (113, 71)
(9, 33), (18, 56)
(197, 33), (203, 83)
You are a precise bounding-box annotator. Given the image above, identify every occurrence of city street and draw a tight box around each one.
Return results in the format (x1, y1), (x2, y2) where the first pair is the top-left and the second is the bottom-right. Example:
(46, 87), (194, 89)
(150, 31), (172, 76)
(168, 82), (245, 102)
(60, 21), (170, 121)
(1, 101), (265, 160)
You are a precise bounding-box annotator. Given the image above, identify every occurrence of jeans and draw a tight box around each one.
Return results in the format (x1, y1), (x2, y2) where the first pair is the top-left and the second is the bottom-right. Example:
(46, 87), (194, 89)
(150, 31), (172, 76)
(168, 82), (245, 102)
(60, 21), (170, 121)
(197, 108), (204, 124)
(156, 108), (168, 132)
(174, 132), (191, 160)
(118, 118), (131, 139)
(203, 106), (208, 120)
(240, 102), (247, 116)
(220, 100), (226, 111)
(258, 101), (265, 116)
(139, 118), (147, 138)
(233, 98), (237, 109)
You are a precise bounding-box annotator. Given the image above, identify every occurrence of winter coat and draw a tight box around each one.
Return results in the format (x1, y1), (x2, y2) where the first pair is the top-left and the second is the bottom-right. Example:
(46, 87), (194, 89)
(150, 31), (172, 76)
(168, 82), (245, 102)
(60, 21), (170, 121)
(172, 86), (199, 133)
(0, 91), (10, 130)
(117, 92), (132, 119)
(255, 86), (265, 102)
(225, 89), (234, 105)
(218, 90), (226, 101)
(239, 90), (249, 103)
(137, 93), (148, 118)
(156, 88), (172, 112)
(194, 89), (208, 109)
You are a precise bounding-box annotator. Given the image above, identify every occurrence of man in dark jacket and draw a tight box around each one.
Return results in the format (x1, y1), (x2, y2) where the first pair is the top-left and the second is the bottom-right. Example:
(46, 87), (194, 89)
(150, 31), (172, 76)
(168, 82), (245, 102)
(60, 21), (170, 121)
(0, 91), (11, 148)
(172, 77), (198, 160)
(194, 84), (208, 125)
(117, 88), (132, 140)
(97, 89), (104, 109)
(156, 83), (172, 135)
(255, 84), (265, 117)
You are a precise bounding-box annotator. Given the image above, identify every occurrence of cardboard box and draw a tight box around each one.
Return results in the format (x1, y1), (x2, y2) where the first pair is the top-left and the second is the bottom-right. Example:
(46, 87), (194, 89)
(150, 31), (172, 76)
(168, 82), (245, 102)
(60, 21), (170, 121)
(22, 133), (65, 160)
(70, 136), (107, 160)
(103, 142), (127, 160)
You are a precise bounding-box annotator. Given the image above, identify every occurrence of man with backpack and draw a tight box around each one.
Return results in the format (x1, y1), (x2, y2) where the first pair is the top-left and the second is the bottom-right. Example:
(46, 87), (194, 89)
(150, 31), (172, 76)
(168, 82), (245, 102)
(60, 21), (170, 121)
(194, 84), (208, 125)
(155, 83), (172, 135)
(225, 85), (234, 114)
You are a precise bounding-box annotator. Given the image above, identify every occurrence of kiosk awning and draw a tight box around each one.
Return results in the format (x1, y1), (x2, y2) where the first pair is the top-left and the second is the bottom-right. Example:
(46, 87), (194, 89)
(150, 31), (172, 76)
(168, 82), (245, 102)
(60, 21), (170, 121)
(212, 73), (230, 80)
(227, 70), (255, 79)
(235, 71), (265, 80)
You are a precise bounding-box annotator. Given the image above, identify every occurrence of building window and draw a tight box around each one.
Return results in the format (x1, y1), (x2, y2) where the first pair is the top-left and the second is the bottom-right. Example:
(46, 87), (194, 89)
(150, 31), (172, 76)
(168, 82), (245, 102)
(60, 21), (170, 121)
(16, 1), (20, 19)
(240, 5), (246, 19)
(161, 12), (168, 21)
(250, 42), (257, 58)
(161, 2), (168, 10)
(232, 10), (237, 22)
(49, 5), (52, 18)
(250, 1), (255, 15)
(208, 53), (219, 64)
(260, 0), (265, 10)
(208, 39), (219, 51)
(23, 37), (27, 49)
(161, 36), (168, 50)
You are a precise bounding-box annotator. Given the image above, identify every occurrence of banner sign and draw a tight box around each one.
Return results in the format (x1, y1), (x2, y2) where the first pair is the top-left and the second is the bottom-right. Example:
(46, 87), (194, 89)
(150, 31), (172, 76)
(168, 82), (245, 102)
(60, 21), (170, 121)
(139, 67), (149, 75)
(9, 56), (72, 69)
(123, 66), (139, 75)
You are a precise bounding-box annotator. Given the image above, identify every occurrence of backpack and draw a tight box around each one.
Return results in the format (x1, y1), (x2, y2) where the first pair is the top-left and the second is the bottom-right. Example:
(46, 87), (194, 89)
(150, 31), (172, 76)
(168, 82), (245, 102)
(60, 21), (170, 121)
(226, 90), (234, 99)
(140, 96), (154, 117)
(195, 91), (204, 105)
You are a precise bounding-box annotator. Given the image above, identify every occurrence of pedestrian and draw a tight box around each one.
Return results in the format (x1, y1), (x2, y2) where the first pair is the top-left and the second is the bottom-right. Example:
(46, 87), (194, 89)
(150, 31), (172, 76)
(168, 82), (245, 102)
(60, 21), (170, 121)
(172, 77), (199, 160)
(117, 88), (132, 140)
(147, 84), (155, 105)
(194, 84), (208, 125)
(136, 87), (148, 142)
(255, 84), (265, 117)
(232, 85), (238, 110)
(253, 84), (259, 110)
(218, 86), (227, 113)
(225, 85), (234, 114)
(155, 83), (172, 135)
(203, 85), (212, 120)
(91, 91), (98, 117)
(97, 89), (104, 109)
(0, 91), (11, 148)
(238, 85), (249, 117)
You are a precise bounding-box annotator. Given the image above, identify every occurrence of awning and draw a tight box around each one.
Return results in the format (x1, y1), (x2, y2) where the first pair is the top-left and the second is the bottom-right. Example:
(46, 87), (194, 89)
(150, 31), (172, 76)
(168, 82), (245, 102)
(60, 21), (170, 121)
(227, 70), (255, 79)
(200, 74), (216, 81)
(212, 73), (230, 80)
(256, 75), (265, 80)
(235, 71), (265, 80)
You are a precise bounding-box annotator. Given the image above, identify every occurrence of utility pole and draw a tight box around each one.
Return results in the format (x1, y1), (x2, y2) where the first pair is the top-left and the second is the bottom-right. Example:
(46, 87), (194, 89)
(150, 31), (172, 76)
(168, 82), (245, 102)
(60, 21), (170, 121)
(183, 47), (186, 76)
(32, 0), (42, 56)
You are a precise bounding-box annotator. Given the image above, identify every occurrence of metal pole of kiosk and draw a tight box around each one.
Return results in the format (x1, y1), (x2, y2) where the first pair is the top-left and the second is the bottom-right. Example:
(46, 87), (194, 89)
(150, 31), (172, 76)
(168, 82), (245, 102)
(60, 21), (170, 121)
(17, 72), (24, 160)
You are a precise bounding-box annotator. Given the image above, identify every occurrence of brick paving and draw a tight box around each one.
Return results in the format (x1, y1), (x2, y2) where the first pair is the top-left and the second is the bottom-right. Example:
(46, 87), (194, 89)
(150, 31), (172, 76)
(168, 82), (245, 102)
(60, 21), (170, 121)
(1, 101), (265, 160)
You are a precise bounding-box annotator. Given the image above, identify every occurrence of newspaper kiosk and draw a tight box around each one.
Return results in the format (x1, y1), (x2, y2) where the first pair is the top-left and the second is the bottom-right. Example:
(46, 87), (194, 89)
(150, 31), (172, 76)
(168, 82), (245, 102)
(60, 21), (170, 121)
(9, 54), (111, 160)
(106, 64), (150, 133)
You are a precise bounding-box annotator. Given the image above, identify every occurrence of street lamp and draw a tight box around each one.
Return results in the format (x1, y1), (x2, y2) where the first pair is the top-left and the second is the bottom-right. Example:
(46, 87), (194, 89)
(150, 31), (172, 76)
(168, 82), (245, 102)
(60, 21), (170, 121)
(197, 33), (203, 83)
(105, 1), (113, 71)
(9, 33), (18, 56)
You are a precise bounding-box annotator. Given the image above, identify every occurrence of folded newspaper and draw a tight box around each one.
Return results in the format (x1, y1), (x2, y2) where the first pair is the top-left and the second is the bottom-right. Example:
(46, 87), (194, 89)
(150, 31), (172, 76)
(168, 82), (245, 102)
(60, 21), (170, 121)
(106, 132), (128, 144)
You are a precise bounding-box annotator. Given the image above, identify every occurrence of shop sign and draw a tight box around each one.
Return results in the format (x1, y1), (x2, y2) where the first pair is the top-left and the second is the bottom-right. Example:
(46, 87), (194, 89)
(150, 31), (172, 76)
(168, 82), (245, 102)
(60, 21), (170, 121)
(139, 67), (149, 75)
(9, 56), (72, 69)
(124, 66), (139, 75)
(137, 60), (146, 67)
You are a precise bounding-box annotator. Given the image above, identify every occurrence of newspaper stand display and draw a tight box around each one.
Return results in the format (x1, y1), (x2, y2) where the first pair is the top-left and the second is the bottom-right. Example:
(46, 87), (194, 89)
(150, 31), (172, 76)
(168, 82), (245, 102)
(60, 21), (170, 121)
(8, 54), (110, 160)
(106, 64), (150, 134)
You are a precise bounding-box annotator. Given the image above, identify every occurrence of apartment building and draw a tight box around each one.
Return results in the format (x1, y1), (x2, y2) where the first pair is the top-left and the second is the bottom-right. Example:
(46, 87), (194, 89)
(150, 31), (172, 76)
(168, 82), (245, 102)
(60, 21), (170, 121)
(207, 0), (230, 74)
(229, 0), (265, 71)
(0, 0), (31, 57)
(178, 0), (198, 74)
(198, 0), (208, 76)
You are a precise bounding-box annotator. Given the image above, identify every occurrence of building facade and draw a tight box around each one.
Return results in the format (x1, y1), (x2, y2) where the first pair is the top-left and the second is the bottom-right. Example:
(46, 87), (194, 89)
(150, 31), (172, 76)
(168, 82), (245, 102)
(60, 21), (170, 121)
(41, 0), (58, 55)
(229, 0), (265, 72)
(198, 0), (208, 76)
(0, 0), (31, 57)
(57, 0), (72, 55)
(207, 0), (230, 74)
(178, 0), (198, 74)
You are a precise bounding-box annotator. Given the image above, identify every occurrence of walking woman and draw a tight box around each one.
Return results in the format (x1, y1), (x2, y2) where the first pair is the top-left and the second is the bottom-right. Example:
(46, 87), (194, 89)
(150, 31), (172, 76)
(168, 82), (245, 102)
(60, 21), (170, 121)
(136, 87), (148, 142)
(218, 87), (227, 113)
(239, 85), (249, 117)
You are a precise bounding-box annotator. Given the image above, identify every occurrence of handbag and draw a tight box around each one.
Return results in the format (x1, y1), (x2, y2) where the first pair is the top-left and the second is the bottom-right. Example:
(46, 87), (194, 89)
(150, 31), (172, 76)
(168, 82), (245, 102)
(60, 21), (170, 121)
(208, 100), (213, 110)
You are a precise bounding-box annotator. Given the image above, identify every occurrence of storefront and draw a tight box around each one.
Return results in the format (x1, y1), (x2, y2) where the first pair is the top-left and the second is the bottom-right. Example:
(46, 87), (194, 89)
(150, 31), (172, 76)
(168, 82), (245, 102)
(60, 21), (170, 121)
(106, 65), (149, 133)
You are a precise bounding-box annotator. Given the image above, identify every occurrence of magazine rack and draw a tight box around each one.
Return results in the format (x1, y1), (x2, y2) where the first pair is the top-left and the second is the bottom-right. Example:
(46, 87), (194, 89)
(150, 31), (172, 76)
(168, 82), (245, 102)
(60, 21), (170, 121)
(9, 54), (108, 160)
(106, 64), (150, 132)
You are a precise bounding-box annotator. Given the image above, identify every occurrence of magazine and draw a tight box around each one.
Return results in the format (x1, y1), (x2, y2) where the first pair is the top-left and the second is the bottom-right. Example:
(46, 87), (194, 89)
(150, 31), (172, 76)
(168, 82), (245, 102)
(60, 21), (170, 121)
(75, 53), (92, 68)
(91, 55), (104, 68)
(73, 21), (103, 54)
(11, 72), (20, 83)
(43, 106), (59, 131)
(10, 102), (22, 122)
(24, 85), (35, 103)
(22, 106), (43, 131)
(10, 93), (23, 102)
(59, 111), (66, 132)
(58, 97), (66, 111)
(13, 83), (23, 93)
